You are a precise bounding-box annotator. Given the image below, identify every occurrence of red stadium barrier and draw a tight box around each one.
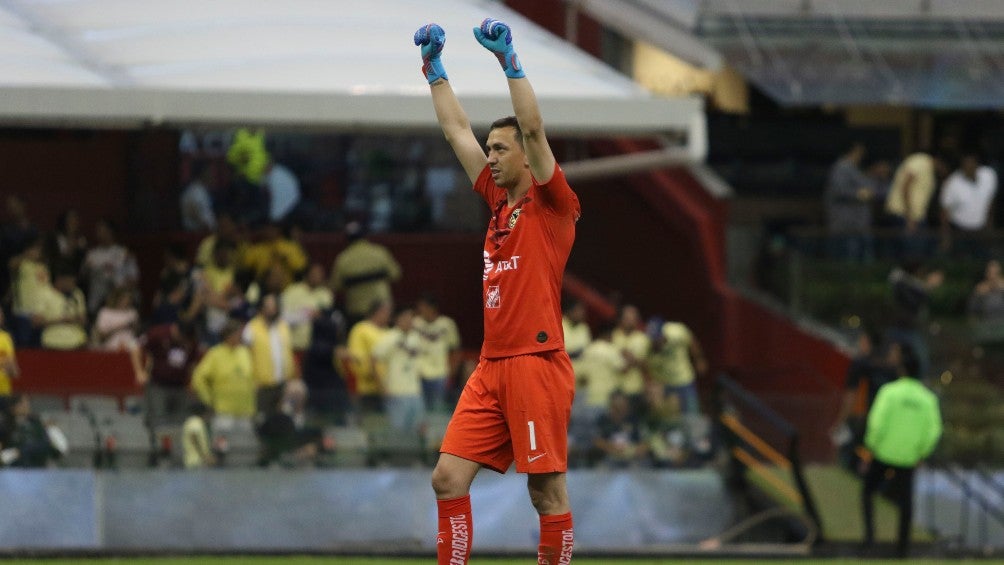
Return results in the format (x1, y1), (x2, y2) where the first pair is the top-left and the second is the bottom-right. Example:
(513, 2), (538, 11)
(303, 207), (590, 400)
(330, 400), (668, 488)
(14, 349), (141, 402)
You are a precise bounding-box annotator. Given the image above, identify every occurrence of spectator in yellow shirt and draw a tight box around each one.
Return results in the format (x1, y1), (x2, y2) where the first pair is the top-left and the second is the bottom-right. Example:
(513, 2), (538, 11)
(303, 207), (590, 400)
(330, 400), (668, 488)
(194, 213), (245, 268)
(0, 309), (20, 396)
(562, 298), (592, 378)
(281, 263), (334, 351)
(191, 319), (255, 433)
(243, 293), (298, 418)
(11, 238), (51, 319)
(330, 222), (401, 325)
(182, 402), (216, 469)
(611, 304), (650, 407)
(647, 320), (708, 414)
(242, 223), (307, 292)
(37, 270), (88, 351)
(575, 323), (627, 422)
(414, 294), (460, 413)
(346, 299), (392, 415)
(373, 306), (425, 433)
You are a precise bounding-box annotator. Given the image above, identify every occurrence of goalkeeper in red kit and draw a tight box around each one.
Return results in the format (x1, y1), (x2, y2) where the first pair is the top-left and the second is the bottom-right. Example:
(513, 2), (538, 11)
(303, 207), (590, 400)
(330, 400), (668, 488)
(415, 18), (580, 565)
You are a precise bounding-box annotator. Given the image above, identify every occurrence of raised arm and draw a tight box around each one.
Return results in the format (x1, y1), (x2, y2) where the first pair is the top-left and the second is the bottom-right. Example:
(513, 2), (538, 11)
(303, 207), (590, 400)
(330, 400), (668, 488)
(415, 24), (487, 183)
(474, 19), (556, 183)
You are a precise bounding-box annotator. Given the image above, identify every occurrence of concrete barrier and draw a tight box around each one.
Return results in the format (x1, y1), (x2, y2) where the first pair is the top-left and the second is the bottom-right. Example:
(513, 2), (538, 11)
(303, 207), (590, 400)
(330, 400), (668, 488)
(0, 468), (733, 553)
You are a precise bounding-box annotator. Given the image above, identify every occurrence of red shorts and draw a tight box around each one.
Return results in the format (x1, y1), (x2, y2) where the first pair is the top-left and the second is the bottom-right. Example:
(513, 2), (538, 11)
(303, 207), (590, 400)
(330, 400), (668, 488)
(440, 351), (575, 474)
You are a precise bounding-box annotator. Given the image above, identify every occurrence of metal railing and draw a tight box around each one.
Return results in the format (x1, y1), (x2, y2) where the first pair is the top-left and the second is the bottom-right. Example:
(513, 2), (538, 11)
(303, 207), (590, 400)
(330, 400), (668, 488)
(921, 465), (1004, 554)
(715, 374), (823, 542)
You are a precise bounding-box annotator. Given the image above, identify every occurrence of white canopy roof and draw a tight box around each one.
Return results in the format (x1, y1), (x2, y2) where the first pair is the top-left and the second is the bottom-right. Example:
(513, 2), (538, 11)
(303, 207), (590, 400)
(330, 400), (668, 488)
(0, 0), (703, 138)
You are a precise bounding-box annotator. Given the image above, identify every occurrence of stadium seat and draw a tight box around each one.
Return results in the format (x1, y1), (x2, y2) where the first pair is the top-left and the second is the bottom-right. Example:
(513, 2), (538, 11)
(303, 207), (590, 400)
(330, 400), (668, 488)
(30, 394), (66, 413)
(216, 426), (259, 468)
(70, 394), (120, 415)
(40, 410), (100, 468)
(325, 426), (369, 467)
(96, 413), (152, 469)
(123, 394), (145, 416)
(422, 413), (451, 457)
(152, 424), (183, 468)
(367, 426), (424, 467)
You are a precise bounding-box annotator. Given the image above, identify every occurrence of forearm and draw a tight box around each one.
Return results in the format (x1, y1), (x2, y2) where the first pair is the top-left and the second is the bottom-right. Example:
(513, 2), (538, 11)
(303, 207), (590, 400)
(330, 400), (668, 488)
(431, 80), (472, 142)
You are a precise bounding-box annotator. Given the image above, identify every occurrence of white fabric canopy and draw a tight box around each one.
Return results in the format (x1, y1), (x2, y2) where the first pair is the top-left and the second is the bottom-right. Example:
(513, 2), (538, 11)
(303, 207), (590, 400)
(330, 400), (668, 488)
(0, 0), (703, 138)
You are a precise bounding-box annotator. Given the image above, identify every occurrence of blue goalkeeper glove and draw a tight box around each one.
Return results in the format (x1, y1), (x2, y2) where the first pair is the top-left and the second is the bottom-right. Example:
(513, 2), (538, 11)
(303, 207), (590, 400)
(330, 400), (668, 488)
(414, 23), (448, 84)
(473, 18), (525, 79)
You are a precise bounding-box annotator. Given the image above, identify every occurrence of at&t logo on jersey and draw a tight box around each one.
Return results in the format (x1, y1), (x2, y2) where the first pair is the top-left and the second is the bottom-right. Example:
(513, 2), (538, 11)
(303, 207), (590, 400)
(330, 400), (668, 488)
(483, 252), (522, 281)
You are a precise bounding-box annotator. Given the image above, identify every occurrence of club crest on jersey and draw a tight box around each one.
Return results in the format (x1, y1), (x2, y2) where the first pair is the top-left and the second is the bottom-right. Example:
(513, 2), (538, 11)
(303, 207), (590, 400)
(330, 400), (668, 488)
(486, 285), (501, 309)
(507, 207), (522, 229)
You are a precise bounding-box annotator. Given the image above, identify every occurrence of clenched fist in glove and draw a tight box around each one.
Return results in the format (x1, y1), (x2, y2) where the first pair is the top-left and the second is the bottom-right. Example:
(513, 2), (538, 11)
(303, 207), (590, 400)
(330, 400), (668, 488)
(473, 18), (525, 79)
(414, 23), (448, 84)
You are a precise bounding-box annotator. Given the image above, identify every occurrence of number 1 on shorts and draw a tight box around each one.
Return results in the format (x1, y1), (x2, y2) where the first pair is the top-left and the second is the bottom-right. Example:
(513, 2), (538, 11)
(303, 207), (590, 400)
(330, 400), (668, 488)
(528, 420), (537, 451)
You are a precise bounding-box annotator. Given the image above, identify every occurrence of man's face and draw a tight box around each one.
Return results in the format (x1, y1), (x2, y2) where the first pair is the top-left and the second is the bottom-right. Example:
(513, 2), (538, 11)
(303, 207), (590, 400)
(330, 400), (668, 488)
(54, 275), (76, 294)
(261, 296), (279, 322)
(13, 396), (30, 418)
(306, 264), (325, 287)
(568, 303), (587, 324)
(619, 306), (640, 330)
(95, 222), (113, 245)
(416, 301), (435, 322)
(485, 126), (528, 190)
(962, 156), (979, 178)
(224, 327), (243, 346)
(213, 247), (232, 267)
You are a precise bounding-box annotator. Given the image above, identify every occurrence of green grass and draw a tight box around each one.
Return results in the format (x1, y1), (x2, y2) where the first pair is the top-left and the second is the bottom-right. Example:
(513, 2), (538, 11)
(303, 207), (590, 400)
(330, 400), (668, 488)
(4, 558), (1001, 565)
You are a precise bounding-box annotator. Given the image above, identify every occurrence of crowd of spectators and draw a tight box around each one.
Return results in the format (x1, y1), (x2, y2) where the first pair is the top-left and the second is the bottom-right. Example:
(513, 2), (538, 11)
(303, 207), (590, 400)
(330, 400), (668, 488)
(0, 124), (721, 471)
(565, 302), (715, 469)
(0, 185), (717, 471)
(823, 141), (998, 262)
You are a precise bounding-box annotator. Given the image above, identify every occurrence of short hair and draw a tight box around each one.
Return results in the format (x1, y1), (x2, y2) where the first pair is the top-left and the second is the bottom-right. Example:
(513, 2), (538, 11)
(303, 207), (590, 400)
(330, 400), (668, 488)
(213, 238), (236, 254)
(56, 209), (78, 234)
(97, 217), (118, 235)
(417, 292), (439, 309)
(489, 116), (523, 148)
(257, 292), (280, 311)
(222, 317), (245, 337)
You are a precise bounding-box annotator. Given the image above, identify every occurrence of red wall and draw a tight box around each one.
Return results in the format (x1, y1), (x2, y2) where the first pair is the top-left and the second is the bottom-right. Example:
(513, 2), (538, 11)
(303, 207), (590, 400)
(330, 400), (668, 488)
(504, 0), (603, 58)
(16, 350), (139, 401)
(0, 128), (179, 235)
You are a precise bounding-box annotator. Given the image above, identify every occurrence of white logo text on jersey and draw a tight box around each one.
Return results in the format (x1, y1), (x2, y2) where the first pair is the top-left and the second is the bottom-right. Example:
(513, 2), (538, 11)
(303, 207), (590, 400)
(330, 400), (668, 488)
(483, 251), (493, 281)
(483, 253), (521, 281)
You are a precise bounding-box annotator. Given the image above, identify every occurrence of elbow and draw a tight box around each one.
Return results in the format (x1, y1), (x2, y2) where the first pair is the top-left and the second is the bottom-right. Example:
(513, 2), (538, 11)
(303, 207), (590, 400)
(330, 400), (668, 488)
(443, 120), (472, 144)
(519, 118), (544, 140)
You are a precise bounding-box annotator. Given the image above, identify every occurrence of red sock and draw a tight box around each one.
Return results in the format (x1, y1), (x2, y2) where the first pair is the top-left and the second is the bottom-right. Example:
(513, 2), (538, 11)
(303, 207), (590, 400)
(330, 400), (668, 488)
(436, 495), (472, 565)
(538, 512), (574, 564)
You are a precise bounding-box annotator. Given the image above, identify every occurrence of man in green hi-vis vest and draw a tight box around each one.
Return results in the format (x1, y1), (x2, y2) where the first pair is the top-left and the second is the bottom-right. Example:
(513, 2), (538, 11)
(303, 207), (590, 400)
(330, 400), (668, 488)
(861, 343), (942, 557)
